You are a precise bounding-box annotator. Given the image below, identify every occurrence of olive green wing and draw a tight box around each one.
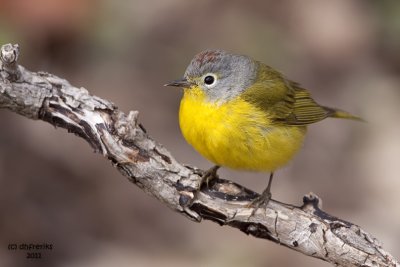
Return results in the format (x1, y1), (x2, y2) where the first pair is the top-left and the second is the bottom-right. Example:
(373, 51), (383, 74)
(281, 82), (363, 125)
(241, 72), (360, 125)
(277, 83), (333, 125)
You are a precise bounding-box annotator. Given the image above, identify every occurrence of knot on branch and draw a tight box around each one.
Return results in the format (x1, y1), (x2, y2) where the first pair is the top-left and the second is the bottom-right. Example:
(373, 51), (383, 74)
(302, 192), (323, 211)
(114, 110), (140, 141)
(0, 43), (20, 81)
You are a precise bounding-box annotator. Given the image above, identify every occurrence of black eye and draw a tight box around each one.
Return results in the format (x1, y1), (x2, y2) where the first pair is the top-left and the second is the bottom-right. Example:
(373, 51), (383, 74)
(204, 75), (215, 85)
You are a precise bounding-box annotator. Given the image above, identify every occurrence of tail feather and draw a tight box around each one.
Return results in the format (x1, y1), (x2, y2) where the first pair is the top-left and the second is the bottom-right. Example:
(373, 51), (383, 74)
(324, 107), (365, 122)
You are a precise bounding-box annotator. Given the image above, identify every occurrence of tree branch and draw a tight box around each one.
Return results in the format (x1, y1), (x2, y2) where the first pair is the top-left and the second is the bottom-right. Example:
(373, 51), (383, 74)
(0, 43), (398, 267)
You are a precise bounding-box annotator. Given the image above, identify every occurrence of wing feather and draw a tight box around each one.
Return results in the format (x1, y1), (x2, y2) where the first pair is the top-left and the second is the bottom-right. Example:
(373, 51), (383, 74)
(275, 83), (332, 125)
(241, 63), (331, 126)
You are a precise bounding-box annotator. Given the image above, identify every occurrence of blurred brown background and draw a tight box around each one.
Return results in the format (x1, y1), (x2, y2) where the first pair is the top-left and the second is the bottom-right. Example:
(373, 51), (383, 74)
(0, 0), (399, 266)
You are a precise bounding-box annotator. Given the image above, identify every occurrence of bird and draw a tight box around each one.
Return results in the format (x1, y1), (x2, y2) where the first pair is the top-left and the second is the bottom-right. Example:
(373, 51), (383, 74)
(166, 50), (361, 210)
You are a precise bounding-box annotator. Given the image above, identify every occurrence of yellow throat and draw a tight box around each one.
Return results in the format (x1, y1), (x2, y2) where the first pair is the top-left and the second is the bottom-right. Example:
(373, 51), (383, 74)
(179, 87), (307, 172)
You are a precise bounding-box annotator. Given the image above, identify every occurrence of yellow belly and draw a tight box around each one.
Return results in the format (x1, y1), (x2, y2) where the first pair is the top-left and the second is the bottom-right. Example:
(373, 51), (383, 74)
(179, 88), (306, 172)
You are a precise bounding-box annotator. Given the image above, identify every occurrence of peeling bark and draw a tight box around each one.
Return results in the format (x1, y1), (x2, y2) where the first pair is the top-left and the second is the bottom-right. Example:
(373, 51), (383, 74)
(0, 43), (398, 267)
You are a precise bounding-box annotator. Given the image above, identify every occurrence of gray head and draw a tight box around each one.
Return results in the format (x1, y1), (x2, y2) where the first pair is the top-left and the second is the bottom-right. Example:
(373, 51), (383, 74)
(166, 50), (258, 103)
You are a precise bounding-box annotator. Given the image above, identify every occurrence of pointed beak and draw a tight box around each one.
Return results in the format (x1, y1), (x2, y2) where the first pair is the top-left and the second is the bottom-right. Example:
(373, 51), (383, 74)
(164, 78), (193, 88)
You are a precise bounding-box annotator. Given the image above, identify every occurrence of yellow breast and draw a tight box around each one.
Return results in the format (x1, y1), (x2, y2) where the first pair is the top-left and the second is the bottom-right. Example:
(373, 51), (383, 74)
(179, 87), (306, 172)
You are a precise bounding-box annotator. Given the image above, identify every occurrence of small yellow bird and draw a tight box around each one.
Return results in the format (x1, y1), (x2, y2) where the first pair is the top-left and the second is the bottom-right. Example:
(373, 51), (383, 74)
(166, 50), (361, 208)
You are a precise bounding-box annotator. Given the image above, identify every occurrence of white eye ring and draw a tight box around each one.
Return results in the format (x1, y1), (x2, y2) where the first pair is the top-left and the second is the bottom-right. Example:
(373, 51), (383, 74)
(202, 73), (218, 88)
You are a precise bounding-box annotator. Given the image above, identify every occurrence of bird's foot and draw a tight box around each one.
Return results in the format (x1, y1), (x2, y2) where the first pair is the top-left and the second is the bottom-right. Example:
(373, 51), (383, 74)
(200, 165), (220, 188)
(247, 172), (274, 216)
(247, 189), (272, 216)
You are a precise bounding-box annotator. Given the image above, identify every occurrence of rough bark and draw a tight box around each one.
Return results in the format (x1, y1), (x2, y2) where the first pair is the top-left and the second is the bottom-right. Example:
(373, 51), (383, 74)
(0, 43), (398, 267)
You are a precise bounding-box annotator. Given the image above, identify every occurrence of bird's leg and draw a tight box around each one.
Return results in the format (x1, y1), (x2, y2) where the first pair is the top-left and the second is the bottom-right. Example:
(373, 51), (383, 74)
(248, 172), (274, 215)
(200, 165), (220, 188)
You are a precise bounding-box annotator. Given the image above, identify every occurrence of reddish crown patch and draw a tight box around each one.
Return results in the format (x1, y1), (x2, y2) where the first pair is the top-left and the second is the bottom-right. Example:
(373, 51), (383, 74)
(194, 50), (222, 66)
